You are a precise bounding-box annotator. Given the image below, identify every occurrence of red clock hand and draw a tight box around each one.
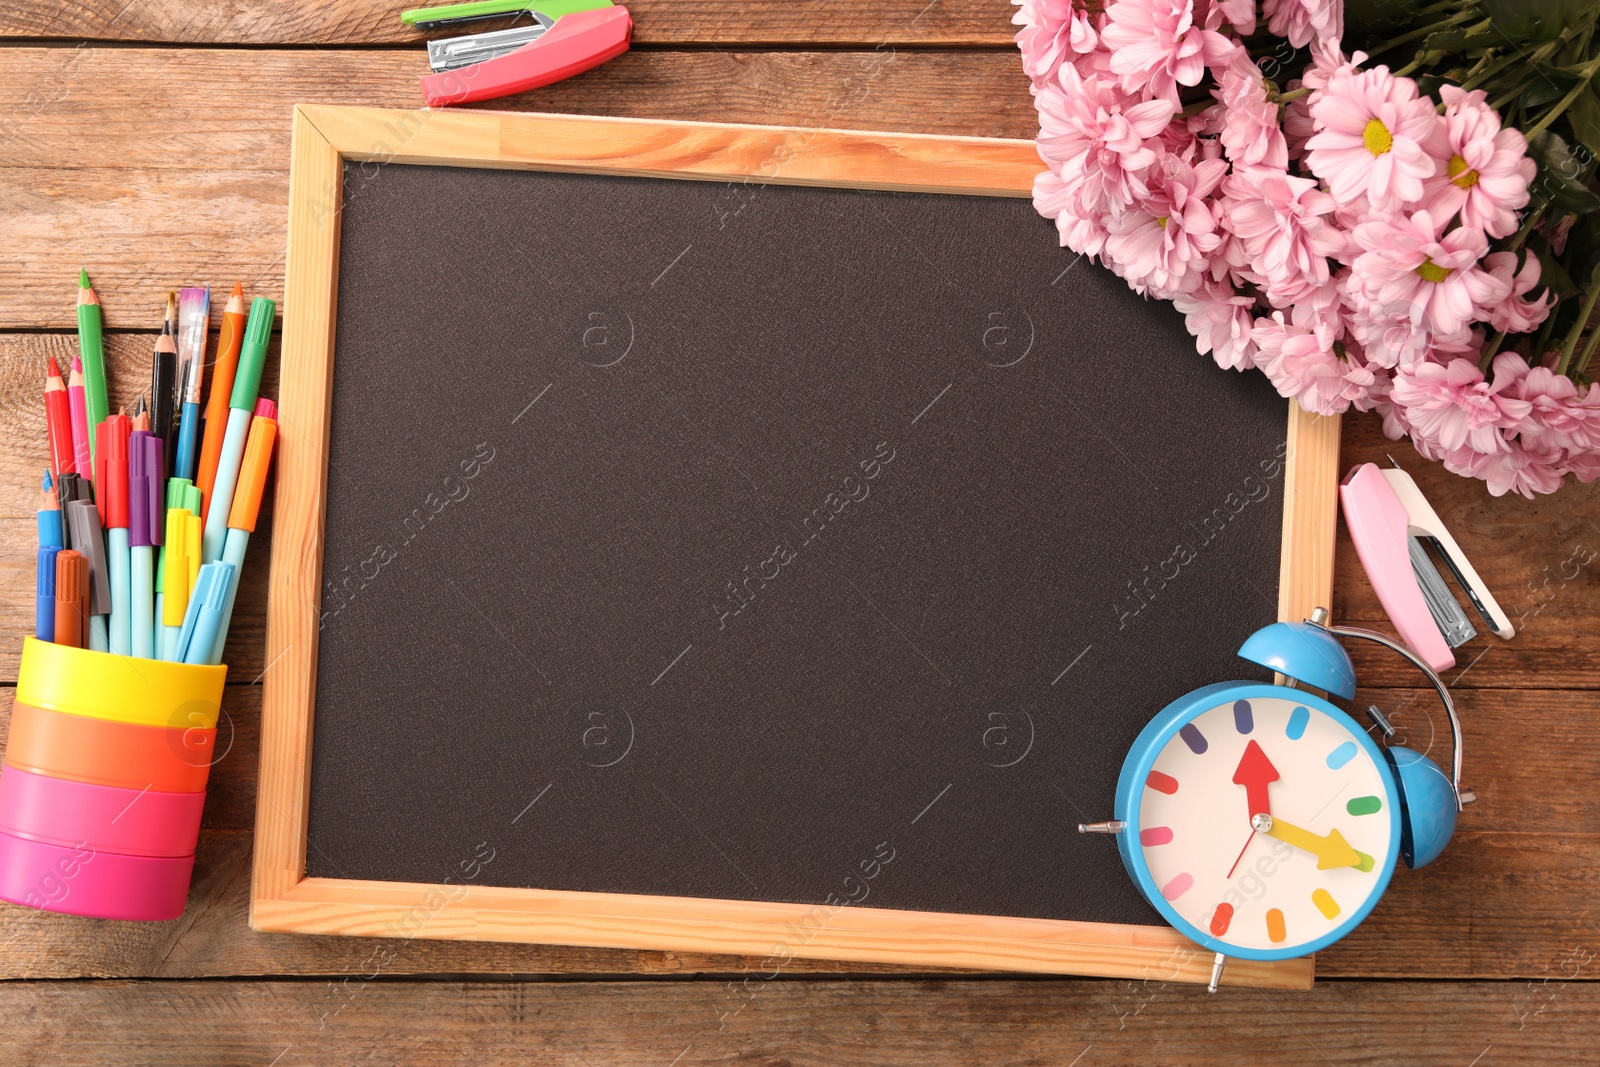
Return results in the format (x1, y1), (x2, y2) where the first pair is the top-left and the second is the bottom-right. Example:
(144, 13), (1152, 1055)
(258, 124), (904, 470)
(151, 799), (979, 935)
(1232, 740), (1279, 819)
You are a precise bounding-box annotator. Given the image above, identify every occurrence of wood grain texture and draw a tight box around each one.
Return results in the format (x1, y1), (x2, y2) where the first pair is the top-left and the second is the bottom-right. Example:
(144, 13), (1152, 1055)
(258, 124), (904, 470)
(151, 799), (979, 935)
(2, 333), (1590, 688)
(0, 47), (1039, 328)
(1278, 408), (1339, 625)
(1, 977), (1595, 1066)
(2, 685), (1590, 980)
(0, 1), (1016, 47)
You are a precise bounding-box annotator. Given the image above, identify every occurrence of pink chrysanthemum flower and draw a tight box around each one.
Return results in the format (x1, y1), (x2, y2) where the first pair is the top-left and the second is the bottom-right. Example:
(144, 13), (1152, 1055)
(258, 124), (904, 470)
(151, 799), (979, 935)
(1252, 313), (1377, 415)
(1282, 44), (1352, 160)
(1350, 210), (1508, 343)
(1104, 156), (1229, 297)
(1100, 0), (1235, 103)
(1222, 168), (1345, 304)
(1263, 0), (1341, 49)
(1305, 63), (1440, 208)
(1215, 56), (1288, 170)
(1482, 251), (1552, 335)
(1456, 440), (1568, 498)
(1205, 0), (1256, 34)
(1505, 355), (1600, 454)
(1035, 67), (1176, 216)
(1012, 0), (1099, 89)
(1173, 279), (1258, 369)
(1390, 357), (1533, 457)
(1419, 86), (1535, 239)
(1035, 168), (1110, 256)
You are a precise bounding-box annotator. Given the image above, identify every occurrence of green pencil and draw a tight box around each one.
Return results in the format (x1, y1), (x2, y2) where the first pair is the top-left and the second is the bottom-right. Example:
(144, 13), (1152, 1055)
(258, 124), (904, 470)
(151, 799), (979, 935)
(77, 269), (108, 462)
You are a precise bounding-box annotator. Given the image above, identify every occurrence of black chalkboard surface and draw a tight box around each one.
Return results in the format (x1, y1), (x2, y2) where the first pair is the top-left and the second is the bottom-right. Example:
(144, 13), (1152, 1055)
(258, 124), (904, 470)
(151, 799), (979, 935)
(304, 158), (1288, 931)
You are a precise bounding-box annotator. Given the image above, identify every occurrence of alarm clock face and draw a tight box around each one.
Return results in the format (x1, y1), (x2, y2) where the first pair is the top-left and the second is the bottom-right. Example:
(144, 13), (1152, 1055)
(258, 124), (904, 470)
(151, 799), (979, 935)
(1126, 689), (1401, 959)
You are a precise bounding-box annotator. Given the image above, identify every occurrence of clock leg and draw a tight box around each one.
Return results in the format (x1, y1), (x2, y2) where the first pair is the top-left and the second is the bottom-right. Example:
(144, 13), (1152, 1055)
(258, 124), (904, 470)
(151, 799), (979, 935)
(1208, 952), (1227, 993)
(1076, 821), (1126, 834)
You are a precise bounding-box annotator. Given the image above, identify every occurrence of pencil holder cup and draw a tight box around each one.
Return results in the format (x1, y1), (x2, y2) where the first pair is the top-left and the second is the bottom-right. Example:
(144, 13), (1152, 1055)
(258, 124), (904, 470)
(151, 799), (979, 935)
(0, 638), (226, 921)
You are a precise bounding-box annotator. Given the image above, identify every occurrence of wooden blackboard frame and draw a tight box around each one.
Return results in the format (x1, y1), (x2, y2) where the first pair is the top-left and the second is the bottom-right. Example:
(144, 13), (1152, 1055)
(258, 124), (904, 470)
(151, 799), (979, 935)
(253, 104), (1339, 989)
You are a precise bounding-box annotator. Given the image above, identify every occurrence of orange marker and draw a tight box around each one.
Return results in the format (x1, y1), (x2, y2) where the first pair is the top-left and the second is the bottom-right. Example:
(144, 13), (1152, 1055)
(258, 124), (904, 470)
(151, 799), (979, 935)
(209, 398), (278, 664)
(54, 550), (88, 649)
(198, 283), (246, 521)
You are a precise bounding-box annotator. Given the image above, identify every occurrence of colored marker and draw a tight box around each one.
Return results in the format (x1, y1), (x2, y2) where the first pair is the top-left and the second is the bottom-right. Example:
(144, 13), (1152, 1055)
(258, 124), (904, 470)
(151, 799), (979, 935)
(204, 297), (273, 563)
(54, 550), (88, 649)
(182, 563), (234, 665)
(77, 270), (107, 460)
(68, 357), (92, 479)
(38, 470), (63, 550)
(97, 411), (133, 655)
(36, 545), (58, 642)
(211, 399), (277, 664)
(175, 287), (210, 482)
(44, 357), (75, 477)
(199, 283), (246, 521)
(151, 294), (178, 477)
(66, 498), (110, 653)
(129, 430), (160, 658)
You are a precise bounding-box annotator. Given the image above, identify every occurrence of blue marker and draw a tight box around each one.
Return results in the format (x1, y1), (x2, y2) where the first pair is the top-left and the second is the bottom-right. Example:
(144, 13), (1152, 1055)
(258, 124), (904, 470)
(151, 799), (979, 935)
(183, 562), (234, 665)
(36, 546), (58, 641)
(174, 287), (210, 482)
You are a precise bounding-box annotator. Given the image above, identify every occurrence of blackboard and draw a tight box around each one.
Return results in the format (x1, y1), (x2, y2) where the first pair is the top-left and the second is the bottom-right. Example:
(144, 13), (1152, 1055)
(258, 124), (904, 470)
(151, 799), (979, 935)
(256, 107), (1332, 988)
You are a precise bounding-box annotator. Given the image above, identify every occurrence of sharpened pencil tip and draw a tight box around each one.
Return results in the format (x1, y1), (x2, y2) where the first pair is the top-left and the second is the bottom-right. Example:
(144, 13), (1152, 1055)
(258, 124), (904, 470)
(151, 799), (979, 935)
(79, 268), (89, 288)
(42, 470), (52, 491)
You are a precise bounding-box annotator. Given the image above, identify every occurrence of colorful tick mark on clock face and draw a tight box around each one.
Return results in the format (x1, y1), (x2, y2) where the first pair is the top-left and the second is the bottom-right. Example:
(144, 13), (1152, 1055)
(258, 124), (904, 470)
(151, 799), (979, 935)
(1133, 695), (1396, 955)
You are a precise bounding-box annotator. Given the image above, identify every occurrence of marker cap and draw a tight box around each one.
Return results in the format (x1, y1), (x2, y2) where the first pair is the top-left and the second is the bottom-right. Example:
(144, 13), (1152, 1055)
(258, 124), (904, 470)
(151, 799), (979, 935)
(229, 407), (278, 533)
(231, 298), (275, 411)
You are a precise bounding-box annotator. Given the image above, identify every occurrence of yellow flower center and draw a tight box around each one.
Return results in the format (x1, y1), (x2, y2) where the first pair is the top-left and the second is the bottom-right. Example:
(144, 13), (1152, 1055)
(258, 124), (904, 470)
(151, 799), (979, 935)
(1363, 118), (1393, 156)
(1448, 153), (1479, 189)
(1157, 215), (1170, 229)
(1416, 259), (1453, 283)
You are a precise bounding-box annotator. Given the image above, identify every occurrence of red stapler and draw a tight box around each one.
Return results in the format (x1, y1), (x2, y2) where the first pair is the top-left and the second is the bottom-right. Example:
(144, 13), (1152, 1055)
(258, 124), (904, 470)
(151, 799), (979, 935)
(402, 0), (633, 108)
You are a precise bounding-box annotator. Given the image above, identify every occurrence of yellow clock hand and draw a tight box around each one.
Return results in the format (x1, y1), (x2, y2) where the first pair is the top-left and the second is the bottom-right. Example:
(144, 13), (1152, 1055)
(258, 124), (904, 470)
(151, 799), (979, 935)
(1251, 813), (1364, 870)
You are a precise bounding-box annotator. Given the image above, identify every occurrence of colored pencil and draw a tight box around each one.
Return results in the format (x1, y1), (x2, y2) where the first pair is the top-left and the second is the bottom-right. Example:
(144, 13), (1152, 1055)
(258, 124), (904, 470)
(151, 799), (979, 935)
(44, 357), (75, 478)
(199, 283), (246, 521)
(37, 470), (63, 550)
(68, 356), (92, 478)
(151, 293), (179, 478)
(77, 270), (107, 462)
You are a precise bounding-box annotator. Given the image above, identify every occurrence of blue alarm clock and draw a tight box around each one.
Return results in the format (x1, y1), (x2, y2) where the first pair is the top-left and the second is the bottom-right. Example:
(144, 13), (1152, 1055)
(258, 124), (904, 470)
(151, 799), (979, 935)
(1081, 608), (1472, 990)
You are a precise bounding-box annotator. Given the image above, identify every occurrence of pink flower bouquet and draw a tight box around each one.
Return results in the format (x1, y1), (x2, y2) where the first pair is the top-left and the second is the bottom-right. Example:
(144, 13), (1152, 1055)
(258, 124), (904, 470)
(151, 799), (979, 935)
(1014, 0), (1600, 496)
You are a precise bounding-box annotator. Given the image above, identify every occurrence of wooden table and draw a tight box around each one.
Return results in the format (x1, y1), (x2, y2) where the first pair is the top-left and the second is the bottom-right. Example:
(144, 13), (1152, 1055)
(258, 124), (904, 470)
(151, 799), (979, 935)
(2, 4), (1599, 1063)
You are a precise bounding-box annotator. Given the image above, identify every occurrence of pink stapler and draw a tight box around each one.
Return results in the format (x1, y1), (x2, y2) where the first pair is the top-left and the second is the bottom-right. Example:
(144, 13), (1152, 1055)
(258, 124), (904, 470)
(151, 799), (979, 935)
(403, 0), (633, 108)
(1340, 461), (1514, 672)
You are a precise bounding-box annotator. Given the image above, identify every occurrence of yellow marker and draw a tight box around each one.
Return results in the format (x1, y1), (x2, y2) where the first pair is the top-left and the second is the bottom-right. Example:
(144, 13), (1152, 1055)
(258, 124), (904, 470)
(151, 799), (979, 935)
(1254, 814), (1363, 870)
(1312, 888), (1340, 919)
(185, 512), (201, 598)
(162, 509), (189, 627)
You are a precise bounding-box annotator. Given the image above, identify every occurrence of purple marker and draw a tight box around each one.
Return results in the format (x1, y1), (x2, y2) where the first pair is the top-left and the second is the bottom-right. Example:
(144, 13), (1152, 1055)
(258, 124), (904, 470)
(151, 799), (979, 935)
(129, 431), (157, 658)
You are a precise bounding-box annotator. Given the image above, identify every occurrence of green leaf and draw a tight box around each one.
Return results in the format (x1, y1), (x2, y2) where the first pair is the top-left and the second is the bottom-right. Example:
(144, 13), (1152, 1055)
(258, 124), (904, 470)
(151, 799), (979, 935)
(1570, 83), (1600, 158)
(1521, 80), (1571, 110)
(1536, 243), (1579, 297)
(1479, 0), (1600, 41)
(1529, 129), (1600, 213)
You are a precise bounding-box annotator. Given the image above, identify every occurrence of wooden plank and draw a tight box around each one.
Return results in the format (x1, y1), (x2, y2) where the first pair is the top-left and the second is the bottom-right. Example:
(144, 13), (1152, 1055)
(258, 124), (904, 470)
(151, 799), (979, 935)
(0, 1), (1016, 47)
(3, 333), (1591, 688)
(1, 824), (1596, 979)
(0, 47), (1039, 328)
(9, 684), (1590, 838)
(0, 977), (1593, 1065)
